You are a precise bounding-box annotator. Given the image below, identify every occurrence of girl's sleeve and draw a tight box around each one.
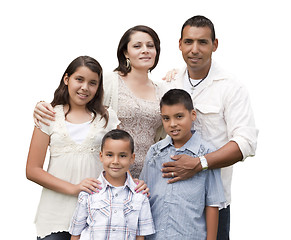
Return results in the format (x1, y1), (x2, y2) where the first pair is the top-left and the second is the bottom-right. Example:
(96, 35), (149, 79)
(69, 192), (89, 236)
(107, 107), (120, 129)
(38, 119), (53, 136)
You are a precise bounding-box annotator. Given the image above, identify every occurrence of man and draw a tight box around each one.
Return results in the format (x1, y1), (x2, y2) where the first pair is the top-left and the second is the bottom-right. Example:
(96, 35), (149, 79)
(161, 15), (258, 239)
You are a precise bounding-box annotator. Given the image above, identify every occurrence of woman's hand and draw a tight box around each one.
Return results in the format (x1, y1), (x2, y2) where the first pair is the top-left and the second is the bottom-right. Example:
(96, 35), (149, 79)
(74, 178), (102, 196)
(134, 179), (150, 196)
(162, 69), (178, 82)
(33, 101), (55, 128)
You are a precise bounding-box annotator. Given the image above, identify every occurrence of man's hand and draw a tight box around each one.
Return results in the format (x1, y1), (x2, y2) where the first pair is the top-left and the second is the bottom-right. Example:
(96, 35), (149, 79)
(161, 154), (202, 183)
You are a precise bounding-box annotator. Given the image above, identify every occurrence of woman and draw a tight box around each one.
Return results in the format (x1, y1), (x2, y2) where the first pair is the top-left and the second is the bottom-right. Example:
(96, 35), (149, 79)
(34, 25), (165, 178)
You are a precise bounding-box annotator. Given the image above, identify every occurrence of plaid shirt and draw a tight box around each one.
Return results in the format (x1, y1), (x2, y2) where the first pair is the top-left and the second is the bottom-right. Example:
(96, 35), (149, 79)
(69, 172), (155, 239)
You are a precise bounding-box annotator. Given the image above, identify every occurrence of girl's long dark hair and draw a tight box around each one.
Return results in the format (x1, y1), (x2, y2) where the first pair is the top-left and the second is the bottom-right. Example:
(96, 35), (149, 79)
(51, 56), (108, 127)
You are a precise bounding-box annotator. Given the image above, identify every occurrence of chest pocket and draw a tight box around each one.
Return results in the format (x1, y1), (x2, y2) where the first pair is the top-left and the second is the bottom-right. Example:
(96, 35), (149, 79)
(124, 202), (142, 231)
(89, 200), (111, 220)
(194, 104), (224, 135)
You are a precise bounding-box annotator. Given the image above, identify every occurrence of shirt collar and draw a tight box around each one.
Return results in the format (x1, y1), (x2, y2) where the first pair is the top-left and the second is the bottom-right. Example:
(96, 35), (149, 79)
(180, 60), (228, 84)
(98, 171), (137, 194)
(159, 131), (202, 156)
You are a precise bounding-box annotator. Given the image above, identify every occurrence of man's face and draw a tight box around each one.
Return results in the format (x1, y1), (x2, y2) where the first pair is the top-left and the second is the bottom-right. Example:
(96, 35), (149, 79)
(179, 26), (218, 78)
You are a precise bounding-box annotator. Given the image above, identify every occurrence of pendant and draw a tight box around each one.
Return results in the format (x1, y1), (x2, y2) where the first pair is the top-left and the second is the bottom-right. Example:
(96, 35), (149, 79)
(191, 87), (195, 94)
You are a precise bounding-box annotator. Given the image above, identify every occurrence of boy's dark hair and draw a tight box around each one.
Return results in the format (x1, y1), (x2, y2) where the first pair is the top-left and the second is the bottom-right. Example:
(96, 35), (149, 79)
(181, 15), (216, 42)
(101, 129), (134, 153)
(160, 89), (194, 111)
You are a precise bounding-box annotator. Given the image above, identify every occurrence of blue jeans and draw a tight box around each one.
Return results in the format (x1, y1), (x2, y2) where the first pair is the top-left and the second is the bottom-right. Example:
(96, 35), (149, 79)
(37, 231), (71, 240)
(217, 205), (230, 240)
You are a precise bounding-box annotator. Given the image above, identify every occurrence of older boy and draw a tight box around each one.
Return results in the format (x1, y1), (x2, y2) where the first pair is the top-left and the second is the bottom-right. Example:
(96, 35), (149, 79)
(69, 129), (155, 240)
(140, 89), (225, 240)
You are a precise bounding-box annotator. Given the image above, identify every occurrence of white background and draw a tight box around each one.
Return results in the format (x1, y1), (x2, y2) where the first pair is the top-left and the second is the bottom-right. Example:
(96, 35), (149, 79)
(1, 0), (290, 239)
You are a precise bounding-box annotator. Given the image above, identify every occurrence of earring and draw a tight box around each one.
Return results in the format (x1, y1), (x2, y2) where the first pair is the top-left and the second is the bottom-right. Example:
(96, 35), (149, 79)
(126, 58), (131, 70)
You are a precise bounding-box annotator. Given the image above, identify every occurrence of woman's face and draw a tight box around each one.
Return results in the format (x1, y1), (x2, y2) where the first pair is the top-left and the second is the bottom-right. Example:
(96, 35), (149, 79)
(125, 31), (157, 71)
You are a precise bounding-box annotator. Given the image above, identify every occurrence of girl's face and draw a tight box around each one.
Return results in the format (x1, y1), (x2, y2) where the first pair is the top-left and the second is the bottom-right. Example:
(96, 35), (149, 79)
(125, 31), (157, 71)
(64, 66), (99, 108)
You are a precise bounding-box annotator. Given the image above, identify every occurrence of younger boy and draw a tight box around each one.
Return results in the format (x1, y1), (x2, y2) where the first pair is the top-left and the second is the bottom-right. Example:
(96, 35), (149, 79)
(140, 89), (226, 240)
(69, 129), (155, 240)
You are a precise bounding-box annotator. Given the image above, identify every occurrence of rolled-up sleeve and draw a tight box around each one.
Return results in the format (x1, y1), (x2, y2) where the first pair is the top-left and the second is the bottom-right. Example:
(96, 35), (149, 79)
(69, 192), (89, 236)
(224, 84), (258, 160)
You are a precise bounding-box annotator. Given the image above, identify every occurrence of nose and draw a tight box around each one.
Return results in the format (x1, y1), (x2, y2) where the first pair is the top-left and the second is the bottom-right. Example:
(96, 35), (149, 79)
(191, 42), (199, 55)
(81, 82), (89, 91)
(170, 119), (177, 128)
(112, 155), (119, 164)
(141, 44), (149, 53)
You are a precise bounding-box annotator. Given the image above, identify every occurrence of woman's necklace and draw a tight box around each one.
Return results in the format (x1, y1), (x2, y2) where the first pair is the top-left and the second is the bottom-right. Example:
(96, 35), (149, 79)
(188, 70), (208, 94)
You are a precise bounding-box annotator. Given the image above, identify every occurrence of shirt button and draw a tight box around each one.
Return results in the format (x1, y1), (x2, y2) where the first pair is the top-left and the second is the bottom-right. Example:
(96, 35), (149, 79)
(115, 193), (118, 197)
(112, 228), (116, 231)
(114, 210), (117, 213)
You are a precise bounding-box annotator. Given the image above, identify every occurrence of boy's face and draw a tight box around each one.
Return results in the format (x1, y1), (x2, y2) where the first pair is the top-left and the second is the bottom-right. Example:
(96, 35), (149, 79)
(100, 139), (135, 186)
(161, 103), (196, 148)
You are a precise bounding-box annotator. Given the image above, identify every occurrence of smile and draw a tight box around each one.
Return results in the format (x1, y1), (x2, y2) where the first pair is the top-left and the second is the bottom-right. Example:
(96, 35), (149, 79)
(189, 57), (201, 63)
(77, 93), (88, 98)
(171, 130), (180, 136)
(110, 167), (122, 172)
(139, 57), (151, 60)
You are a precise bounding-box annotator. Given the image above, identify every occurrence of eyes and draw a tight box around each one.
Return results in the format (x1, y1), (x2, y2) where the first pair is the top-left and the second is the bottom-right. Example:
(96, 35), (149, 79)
(105, 153), (128, 158)
(162, 114), (184, 121)
(183, 39), (209, 45)
(75, 77), (98, 86)
(132, 42), (155, 49)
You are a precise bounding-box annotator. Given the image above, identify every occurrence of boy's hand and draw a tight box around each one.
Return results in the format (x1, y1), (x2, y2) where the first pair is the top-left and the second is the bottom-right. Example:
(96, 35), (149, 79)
(161, 154), (202, 183)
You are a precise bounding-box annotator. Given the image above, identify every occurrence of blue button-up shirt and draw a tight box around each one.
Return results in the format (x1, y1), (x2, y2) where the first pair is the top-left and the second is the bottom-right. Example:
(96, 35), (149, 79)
(69, 172), (155, 239)
(140, 131), (226, 240)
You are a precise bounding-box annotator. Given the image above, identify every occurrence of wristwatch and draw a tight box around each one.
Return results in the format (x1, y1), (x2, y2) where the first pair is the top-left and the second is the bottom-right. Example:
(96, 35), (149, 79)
(199, 156), (208, 171)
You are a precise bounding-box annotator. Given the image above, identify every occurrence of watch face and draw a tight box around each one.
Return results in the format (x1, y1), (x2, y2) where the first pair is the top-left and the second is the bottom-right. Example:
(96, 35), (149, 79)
(199, 156), (208, 170)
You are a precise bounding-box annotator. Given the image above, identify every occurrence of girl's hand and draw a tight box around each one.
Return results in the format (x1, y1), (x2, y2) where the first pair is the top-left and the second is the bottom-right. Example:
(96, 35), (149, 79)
(161, 69), (178, 82)
(134, 179), (150, 197)
(33, 101), (55, 128)
(74, 178), (102, 196)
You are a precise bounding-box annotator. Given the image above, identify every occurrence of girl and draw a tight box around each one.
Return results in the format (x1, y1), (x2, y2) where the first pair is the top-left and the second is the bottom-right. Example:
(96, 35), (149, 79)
(26, 56), (146, 240)
(33, 26), (166, 179)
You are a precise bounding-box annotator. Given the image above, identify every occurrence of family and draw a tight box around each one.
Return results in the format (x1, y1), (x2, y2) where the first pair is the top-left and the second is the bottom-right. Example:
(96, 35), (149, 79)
(26, 15), (258, 240)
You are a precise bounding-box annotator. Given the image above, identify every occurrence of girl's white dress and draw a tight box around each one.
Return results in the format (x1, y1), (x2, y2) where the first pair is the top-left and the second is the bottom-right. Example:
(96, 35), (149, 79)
(34, 105), (119, 238)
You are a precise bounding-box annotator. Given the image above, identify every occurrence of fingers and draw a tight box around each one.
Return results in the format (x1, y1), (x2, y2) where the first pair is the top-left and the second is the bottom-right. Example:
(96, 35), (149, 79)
(161, 168), (176, 178)
(167, 176), (182, 184)
(79, 178), (102, 194)
(134, 179), (150, 195)
(33, 102), (55, 125)
(162, 69), (178, 82)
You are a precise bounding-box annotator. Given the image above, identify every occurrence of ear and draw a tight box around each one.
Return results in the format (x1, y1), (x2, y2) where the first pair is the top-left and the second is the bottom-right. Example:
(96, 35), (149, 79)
(63, 73), (69, 85)
(179, 38), (182, 51)
(191, 109), (197, 121)
(124, 51), (129, 59)
(99, 151), (104, 163)
(130, 153), (135, 165)
(212, 38), (218, 52)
